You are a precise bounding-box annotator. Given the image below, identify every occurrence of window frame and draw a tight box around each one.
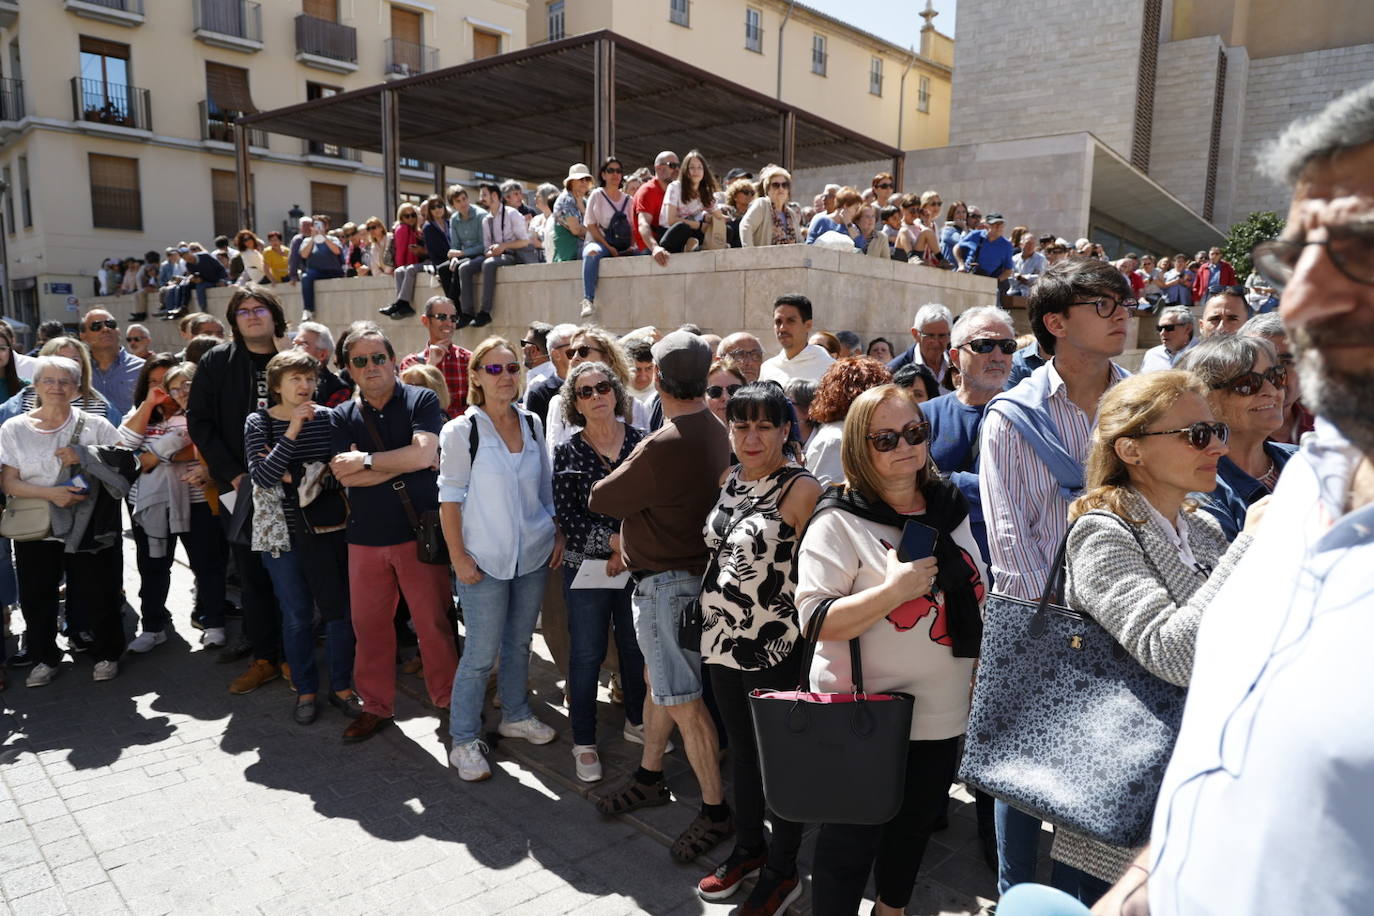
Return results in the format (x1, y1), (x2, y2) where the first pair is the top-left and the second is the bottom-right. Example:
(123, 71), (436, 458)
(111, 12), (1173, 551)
(88, 152), (141, 232)
(869, 56), (883, 96)
(811, 34), (827, 76)
(18, 154), (31, 229)
(547, 0), (565, 42)
(744, 8), (762, 53)
(669, 0), (690, 28)
(917, 74), (931, 113)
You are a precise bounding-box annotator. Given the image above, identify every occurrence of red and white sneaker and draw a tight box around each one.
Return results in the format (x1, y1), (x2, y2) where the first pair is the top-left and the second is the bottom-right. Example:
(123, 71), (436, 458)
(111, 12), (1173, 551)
(697, 846), (767, 901)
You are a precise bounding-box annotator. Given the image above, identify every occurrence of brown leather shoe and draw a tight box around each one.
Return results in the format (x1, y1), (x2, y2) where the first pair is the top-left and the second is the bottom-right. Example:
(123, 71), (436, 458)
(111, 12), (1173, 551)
(342, 711), (392, 744)
(228, 659), (280, 695)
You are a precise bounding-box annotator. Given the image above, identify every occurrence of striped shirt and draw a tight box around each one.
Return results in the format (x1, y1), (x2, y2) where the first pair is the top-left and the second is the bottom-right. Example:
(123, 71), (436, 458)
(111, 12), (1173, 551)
(243, 407), (337, 534)
(978, 359), (1129, 600)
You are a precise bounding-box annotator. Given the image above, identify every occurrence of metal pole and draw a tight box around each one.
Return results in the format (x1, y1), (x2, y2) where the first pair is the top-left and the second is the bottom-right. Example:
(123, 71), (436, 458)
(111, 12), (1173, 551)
(232, 122), (253, 231)
(433, 164), (445, 198)
(381, 89), (400, 218)
(779, 111), (796, 172)
(593, 37), (615, 166)
(892, 153), (905, 193)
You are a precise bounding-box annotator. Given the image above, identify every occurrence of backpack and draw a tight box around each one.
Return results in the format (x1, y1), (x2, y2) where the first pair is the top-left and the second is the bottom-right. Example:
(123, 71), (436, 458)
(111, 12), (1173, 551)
(468, 412), (539, 463)
(603, 194), (634, 252)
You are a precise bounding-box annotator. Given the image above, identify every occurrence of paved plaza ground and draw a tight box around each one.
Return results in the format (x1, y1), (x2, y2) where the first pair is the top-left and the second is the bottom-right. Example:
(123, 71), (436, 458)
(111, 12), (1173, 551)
(0, 536), (1049, 915)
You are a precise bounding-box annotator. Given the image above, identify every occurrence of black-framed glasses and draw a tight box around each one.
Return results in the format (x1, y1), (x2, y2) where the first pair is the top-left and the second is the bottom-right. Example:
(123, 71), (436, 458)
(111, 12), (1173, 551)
(481, 362), (521, 376)
(1251, 222), (1374, 291)
(866, 421), (930, 452)
(1134, 421), (1230, 451)
(574, 380), (614, 399)
(349, 353), (390, 368)
(1212, 365), (1287, 397)
(428, 312), (456, 323)
(85, 319), (118, 332)
(960, 338), (1017, 355)
(706, 384), (742, 399)
(400, 213), (418, 220)
(571, 345), (605, 359)
(1070, 296), (1134, 319)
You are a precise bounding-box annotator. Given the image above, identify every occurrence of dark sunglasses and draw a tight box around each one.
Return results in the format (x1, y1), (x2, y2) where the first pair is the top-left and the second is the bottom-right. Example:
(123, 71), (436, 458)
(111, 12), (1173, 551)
(571, 345), (604, 359)
(706, 384), (742, 399)
(401, 213), (418, 220)
(428, 312), (457, 322)
(1134, 420), (1230, 451)
(125, 335), (147, 343)
(1156, 323), (1184, 333)
(1212, 365), (1287, 397)
(664, 162), (680, 170)
(876, 183), (893, 190)
(603, 167), (623, 175)
(737, 188), (757, 196)
(349, 353), (390, 368)
(574, 380), (614, 399)
(960, 338), (1017, 355)
(866, 421), (930, 452)
(85, 319), (118, 332)
(768, 181), (791, 190)
(481, 362), (521, 376)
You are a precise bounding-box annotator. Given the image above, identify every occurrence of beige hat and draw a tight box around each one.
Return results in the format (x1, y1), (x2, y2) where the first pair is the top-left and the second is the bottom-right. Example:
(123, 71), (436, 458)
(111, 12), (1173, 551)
(563, 163), (593, 188)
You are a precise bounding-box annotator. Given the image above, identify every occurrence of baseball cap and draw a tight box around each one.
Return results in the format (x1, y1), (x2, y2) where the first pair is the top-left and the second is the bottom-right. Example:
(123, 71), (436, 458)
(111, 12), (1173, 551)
(984, 213), (1006, 224)
(651, 331), (711, 387)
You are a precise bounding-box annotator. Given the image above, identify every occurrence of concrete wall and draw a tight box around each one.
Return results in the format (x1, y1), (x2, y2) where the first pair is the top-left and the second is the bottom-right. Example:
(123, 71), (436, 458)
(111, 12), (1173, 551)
(1171, 0), (1374, 60)
(1231, 44), (1374, 222)
(1149, 36), (1225, 215)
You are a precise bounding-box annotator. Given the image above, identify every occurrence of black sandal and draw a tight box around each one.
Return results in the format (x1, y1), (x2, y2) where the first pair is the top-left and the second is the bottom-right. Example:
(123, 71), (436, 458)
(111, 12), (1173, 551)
(670, 810), (735, 863)
(593, 776), (671, 816)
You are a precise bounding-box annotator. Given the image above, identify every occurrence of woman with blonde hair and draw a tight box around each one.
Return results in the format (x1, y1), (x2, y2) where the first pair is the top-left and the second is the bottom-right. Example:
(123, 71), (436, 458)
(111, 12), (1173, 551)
(1044, 369), (1261, 904)
(380, 201), (424, 319)
(543, 327), (651, 452)
(359, 217), (392, 277)
(739, 164), (804, 247)
(400, 363), (451, 413)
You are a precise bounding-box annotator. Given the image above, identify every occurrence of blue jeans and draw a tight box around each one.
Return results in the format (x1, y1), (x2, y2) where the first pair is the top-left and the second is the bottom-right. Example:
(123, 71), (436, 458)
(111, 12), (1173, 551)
(262, 537), (355, 695)
(997, 883), (1093, 916)
(997, 799), (1045, 894)
(561, 565), (646, 746)
(581, 242), (644, 302)
(1049, 861), (1112, 906)
(0, 536), (16, 608)
(301, 267), (343, 314)
(449, 566), (546, 745)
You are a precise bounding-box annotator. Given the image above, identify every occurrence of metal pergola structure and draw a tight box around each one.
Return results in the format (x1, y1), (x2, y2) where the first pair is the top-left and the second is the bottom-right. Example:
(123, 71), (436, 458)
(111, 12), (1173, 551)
(232, 29), (905, 229)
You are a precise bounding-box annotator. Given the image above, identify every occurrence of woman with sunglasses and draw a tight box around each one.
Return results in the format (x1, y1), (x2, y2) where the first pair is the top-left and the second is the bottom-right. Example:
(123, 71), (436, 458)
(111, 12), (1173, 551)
(358, 218), (393, 278)
(796, 384), (986, 916)
(380, 202), (424, 320)
(1045, 370), (1262, 904)
(804, 356), (893, 487)
(439, 336), (564, 782)
(542, 328), (651, 454)
(579, 157), (642, 319)
(705, 359), (745, 425)
(550, 361), (649, 783)
(740, 164), (804, 247)
(1177, 335), (1297, 542)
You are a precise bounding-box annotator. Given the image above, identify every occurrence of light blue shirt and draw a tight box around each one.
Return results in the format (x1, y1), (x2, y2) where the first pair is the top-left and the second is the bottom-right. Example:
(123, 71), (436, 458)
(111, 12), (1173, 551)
(91, 348), (144, 420)
(437, 404), (556, 580)
(1138, 336), (1197, 373)
(1149, 419), (1374, 915)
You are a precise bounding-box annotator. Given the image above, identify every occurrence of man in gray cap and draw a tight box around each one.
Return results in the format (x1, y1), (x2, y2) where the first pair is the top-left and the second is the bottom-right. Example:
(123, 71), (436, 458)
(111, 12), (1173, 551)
(589, 330), (734, 862)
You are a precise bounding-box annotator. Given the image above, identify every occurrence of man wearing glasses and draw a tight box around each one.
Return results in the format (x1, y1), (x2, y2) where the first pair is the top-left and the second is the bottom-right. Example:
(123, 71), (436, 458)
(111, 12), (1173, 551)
(398, 296), (473, 419)
(80, 308), (144, 418)
(1139, 306), (1198, 372)
(715, 331), (766, 383)
(633, 151), (679, 267)
(124, 323), (152, 361)
(888, 302), (956, 390)
(523, 322), (579, 428)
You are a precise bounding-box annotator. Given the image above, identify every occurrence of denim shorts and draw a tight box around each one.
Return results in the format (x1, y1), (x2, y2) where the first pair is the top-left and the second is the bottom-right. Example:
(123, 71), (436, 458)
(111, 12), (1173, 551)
(631, 569), (702, 706)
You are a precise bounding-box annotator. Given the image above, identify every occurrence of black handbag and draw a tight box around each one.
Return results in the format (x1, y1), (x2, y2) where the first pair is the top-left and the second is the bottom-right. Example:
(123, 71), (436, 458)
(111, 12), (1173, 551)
(748, 597), (915, 825)
(958, 522), (1187, 847)
(360, 407), (448, 566)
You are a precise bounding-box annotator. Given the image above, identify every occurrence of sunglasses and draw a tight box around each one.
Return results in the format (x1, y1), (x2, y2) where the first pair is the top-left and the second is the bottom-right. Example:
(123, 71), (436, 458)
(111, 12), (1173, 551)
(738, 188), (757, 197)
(603, 167), (623, 175)
(574, 380), (614, 399)
(768, 181), (791, 190)
(571, 345), (604, 359)
(663, 162), (680, 170)
(1212, 365), (1287, 397)
(481, 362), (521, 376)
(85, 320), (118, 332)
(876, 183), (893, 190)
(428, 312), (457, 323)
(960, 338), (1017, 355)
(401, 213), (418, 220)
(706, 384), (742, 399)
(1134, 420), (1230, 451)
(126, 335), (148, 343)
(350, 353), (390, 368)
(1156, 323), (1184, 333)
(1070, 296), (1134, 319)
(866, 421), (930, 452)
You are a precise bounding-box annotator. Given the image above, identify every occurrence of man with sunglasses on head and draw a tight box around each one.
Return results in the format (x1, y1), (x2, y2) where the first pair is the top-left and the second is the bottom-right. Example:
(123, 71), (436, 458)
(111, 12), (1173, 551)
(633, 151), (679, 267)
(1139, 305), (1198, 372)
(397, 296), (472, 420)
(329, 328), (456, 745)
(978, 258), (1133, 901)
(81, 308), (144, 419)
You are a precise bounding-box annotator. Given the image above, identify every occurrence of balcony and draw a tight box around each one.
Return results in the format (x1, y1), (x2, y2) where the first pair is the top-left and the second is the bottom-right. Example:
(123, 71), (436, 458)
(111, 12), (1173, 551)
(295, 14), (358, 74)
(193, 0), (262, 53)
(63, 0), (144, 28)
(0, 0), (17, 30)
(0, 78), (23, 122)
(71, 76), (152, 134)
(200, 101), (268, 149)
(303, 138), (361, 166)
(384, 37), (437, 79)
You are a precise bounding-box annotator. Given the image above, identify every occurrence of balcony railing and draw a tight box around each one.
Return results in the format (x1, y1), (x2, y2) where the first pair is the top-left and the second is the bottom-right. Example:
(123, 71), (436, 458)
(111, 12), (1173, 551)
(304, 138), (361, 162)
(200, 101), (267, 148)
(384, 37), (438, 77)
(71, 77), (152, 131)
(295, 14), (358, 66)
(81, 0), (141, 10)
(63, 0), (145, 27)
(193, 0), (262, 50)
(0, 77), (24, 122)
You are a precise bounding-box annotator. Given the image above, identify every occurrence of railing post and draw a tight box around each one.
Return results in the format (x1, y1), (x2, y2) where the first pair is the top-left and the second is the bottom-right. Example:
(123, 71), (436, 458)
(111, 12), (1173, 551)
(592, 37), (615, 167)
(233, 121), (253, 232)
(381, 88), (400, 219)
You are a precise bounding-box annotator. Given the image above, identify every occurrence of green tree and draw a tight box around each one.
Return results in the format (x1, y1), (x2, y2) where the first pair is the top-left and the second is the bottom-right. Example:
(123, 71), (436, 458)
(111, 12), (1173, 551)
(1222, 211), (1285, 278)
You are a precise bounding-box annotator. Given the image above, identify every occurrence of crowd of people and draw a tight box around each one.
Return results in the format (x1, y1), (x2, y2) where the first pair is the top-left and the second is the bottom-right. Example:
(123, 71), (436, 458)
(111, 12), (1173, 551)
(6, 82), (1372, 916)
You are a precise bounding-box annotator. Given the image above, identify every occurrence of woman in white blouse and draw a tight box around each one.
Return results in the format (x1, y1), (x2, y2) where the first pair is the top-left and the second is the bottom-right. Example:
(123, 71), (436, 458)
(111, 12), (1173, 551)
(438, 337), (564, 783)
(658, 149), (720, 254)
(234, 230), (267, 285)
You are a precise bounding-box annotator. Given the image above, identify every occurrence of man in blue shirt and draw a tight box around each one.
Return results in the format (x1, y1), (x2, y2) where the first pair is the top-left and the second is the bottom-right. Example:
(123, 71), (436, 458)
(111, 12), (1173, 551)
(955, 213), (1015, 281)
(79, 308), (143, 418)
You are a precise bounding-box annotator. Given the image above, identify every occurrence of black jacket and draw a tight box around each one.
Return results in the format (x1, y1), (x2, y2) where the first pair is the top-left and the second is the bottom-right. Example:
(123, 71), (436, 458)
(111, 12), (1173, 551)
(188, 340), (262, 490)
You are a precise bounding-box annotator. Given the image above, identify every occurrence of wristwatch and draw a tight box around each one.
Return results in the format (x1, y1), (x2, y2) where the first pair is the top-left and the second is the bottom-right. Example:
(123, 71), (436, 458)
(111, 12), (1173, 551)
(363, 453), (374, 470)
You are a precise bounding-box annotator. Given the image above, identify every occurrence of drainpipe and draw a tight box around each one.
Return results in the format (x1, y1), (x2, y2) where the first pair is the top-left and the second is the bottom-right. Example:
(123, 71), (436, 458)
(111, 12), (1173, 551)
(776, 0), (796, 100)
(897, 46), (915, 151)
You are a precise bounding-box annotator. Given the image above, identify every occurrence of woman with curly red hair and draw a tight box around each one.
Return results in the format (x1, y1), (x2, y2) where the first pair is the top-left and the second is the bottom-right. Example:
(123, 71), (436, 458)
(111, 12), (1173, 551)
(805, 356), (893, 486)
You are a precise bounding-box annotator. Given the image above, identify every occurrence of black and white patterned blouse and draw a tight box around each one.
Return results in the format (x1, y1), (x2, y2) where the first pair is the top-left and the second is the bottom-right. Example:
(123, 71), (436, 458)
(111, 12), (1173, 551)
(552, 425), (645, 572)
(700, 464), (812, 670)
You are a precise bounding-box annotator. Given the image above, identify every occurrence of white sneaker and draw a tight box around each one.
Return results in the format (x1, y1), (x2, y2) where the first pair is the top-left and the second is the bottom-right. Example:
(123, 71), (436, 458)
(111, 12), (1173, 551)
(301, 310), (314, 322)
(26, 662), (58, 688)
(623, 721), (676, 753)
(572, 744), (603, 782)
(449, 740), (492, 782)
(498, 716), (556, 745)
(579, 297), (596, 318)
(200, 627), (227, 648)
(92, 660), (118, 682)
(128, 630), (167, 653)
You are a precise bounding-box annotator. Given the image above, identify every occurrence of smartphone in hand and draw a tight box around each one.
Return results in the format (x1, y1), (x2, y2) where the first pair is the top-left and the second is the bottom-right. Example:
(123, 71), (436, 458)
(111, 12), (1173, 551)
(896, 520), (939, 563)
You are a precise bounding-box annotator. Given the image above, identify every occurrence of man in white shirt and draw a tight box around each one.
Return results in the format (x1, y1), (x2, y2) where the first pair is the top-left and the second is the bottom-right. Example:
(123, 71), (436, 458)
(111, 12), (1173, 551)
(758, 294), (835, 384)
(1138, 306), (1198, 372)
(521, 321), (555, 387)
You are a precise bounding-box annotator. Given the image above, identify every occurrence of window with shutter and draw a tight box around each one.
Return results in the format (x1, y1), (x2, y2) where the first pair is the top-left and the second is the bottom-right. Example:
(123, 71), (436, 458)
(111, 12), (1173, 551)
(473, 29), (501, 59)
(310, 181), (347, 229)
(205, 61), (256, 115)
(89, 153), (141, 231)
(303, 0), (338, 21)
(211, 168), (251, 239)
(391, 7), (421, 44)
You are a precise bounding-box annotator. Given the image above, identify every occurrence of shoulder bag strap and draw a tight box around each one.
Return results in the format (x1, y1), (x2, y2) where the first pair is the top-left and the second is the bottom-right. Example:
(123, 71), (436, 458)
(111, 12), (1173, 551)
(359, 404), (421, 530)
(1027, 527), (1073, 638)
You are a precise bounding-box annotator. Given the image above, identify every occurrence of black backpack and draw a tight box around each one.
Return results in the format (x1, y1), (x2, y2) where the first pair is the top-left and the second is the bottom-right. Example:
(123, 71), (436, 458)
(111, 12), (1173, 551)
(603, 195), (634, 252)
(468, 413), (539, 463)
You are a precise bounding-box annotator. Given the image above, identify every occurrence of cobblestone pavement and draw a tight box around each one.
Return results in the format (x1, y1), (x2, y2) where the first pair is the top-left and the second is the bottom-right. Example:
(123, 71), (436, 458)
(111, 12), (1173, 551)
(0, 537), (1046, 915)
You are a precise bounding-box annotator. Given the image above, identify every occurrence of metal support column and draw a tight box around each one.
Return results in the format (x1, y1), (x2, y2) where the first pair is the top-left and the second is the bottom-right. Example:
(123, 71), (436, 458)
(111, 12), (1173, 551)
(592, 37), (616, 166)
(232, 123), (253, 231)
(779, 111), (796, 172)
(892, 153), (905, 193)
(381, 89), (400, 216)
(434, 164), (445, 198)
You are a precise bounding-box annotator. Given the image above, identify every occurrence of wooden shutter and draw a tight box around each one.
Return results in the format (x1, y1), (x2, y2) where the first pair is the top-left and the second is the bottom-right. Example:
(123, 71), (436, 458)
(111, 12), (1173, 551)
(79, 36), (130, 59)
(473, 29), (501, 59)
(310, 181), (347, 229)
(205, 61), (256, 113)
(390, 7), (421, 44)
(303, 0), (338, 21)
(211, 168), (238, 238)
(89, 153), (142, 230)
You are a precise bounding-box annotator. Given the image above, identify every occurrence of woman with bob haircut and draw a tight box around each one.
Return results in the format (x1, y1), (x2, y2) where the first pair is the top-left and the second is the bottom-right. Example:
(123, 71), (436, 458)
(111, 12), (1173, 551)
(795, 383), (986, 916)
(739, 164), (805, 247)
(804, 356), (893, 486)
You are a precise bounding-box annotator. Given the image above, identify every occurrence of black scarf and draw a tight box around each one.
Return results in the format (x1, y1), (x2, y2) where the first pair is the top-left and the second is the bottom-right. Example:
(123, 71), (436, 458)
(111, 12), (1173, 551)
(811, 478), (983, 658)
